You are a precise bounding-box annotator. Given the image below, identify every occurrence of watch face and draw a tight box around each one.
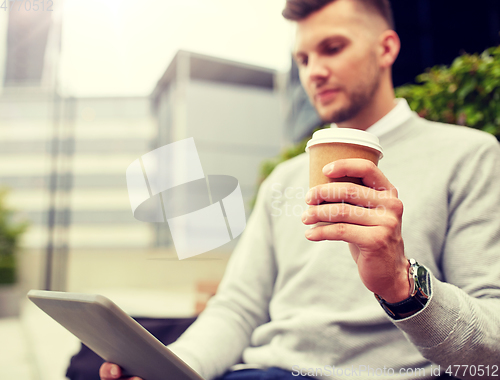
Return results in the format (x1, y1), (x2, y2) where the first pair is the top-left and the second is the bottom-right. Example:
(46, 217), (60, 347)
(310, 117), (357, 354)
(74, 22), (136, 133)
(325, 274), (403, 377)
(417, 266), (431, 298)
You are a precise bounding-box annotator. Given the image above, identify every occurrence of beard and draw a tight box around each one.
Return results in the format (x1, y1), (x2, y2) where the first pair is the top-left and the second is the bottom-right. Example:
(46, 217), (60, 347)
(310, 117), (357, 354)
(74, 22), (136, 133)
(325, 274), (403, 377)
(320, 60), (382, 124)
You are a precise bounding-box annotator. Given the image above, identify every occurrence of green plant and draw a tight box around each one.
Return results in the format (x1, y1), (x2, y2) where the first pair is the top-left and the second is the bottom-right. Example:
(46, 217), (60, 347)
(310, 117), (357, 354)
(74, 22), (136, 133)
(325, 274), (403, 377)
(251, 45), (500, 207)
(395, 45), (500, 136)
(0, 188), (28, 285)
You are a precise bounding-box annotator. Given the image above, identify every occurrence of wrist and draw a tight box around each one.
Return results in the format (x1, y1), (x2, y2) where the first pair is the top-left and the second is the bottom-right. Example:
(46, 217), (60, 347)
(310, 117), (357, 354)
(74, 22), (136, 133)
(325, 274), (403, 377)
(376, 260), (411, 303)
(375, 259), (432, 320)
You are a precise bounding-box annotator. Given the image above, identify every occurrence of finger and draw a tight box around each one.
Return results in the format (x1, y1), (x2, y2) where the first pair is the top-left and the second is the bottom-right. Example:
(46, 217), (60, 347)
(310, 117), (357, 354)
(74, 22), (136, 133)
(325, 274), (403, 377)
(304, 222), (388, 250)
(306, 182), (392, 207)
(99, 362), (121, 380)
(322, 158), (397, 192)
(302, 203), (390, 226)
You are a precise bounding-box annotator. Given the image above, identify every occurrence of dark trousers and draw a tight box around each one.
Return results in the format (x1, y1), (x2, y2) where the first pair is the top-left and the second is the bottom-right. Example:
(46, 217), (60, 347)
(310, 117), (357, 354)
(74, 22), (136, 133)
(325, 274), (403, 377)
(215, 367), (313, 380)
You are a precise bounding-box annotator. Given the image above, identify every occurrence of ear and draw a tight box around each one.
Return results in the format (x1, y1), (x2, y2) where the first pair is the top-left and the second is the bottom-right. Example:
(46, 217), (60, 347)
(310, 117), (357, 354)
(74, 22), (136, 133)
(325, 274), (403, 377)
(377, 30), (400, 69)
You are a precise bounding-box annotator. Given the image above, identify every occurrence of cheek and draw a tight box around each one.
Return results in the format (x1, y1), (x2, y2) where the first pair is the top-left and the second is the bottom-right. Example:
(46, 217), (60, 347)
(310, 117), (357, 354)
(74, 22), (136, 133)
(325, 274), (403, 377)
(341, 59), (373, 89)
(299, 70), (314, 97)
(298, 70), (307, 86)
(339, 47), (372, 74)
(326, 55), (358, 83)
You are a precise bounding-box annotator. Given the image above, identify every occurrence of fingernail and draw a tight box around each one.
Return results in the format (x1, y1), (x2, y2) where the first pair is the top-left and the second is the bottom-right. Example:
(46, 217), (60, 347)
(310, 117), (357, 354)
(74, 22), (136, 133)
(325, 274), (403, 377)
(323, 163), (334, 175)
(301, 213), (308, 223)
(305, 191), (312, 203)
(111, 366), (119, 378)
(305, 229), (313, 238)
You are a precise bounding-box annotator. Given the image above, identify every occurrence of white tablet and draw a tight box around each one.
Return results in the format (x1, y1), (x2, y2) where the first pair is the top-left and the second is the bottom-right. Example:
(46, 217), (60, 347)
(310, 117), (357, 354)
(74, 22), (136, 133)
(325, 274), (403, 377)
(27, 290), (204, 380)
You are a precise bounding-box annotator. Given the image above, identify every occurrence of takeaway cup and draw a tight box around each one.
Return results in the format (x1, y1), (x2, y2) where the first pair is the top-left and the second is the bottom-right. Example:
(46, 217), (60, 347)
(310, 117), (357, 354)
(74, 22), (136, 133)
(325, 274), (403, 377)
(306, 127), (384, 189)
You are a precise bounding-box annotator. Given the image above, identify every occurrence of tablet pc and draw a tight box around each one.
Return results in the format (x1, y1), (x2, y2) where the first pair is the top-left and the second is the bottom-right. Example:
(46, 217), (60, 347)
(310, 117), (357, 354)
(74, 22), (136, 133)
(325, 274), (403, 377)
(27, 290), (204, 380)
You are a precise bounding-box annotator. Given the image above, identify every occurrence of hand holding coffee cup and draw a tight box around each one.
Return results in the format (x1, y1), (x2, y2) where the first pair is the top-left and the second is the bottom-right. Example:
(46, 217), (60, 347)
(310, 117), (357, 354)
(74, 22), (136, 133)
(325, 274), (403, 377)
(302, 128), (409, 303)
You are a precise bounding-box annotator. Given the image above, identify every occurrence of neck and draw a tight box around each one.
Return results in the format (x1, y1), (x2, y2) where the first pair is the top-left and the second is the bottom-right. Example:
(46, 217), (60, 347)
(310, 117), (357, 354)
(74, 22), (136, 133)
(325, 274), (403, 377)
(337, 77), (396, 131)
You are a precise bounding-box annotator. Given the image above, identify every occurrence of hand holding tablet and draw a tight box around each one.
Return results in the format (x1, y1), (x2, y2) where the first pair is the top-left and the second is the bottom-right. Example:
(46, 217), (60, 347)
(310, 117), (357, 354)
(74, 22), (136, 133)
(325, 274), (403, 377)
(27, 290), (204, 380)
(100, 362), (142, 380)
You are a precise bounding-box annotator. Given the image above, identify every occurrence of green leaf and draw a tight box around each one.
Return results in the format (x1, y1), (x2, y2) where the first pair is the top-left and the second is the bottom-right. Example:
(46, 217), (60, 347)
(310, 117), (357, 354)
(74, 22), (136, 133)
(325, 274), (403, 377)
(457, 77), (477, 100)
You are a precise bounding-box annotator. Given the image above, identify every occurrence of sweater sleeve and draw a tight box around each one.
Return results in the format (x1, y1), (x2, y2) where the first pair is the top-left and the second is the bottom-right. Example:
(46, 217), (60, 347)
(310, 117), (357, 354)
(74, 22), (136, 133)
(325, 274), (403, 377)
(166, 173), (278, 380)
(394, 135), (500, 378)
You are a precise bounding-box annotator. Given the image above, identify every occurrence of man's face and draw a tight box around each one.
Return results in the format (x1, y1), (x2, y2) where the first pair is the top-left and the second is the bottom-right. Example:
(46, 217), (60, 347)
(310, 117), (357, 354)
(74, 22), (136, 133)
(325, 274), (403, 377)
(293, 0), (385, 124)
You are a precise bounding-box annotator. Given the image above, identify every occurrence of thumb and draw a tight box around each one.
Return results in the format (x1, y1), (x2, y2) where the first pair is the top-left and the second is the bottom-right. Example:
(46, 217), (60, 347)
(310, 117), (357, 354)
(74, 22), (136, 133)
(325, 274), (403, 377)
(99, 362), (121, 379)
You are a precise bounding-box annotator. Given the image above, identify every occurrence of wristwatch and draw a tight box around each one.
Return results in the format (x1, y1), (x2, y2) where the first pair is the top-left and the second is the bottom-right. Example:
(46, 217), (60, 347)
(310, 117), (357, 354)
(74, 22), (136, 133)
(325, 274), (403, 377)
(375, 259), (432, 320)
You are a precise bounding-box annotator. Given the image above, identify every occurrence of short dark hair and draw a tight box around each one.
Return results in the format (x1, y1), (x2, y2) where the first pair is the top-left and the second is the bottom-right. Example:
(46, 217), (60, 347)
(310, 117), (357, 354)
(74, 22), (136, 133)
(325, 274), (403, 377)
(282, 0), (395, 30)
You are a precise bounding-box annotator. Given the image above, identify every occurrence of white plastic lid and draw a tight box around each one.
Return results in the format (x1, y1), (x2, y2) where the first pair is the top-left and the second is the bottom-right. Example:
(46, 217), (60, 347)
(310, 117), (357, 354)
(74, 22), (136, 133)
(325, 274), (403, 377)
(305, 126), (383, 159)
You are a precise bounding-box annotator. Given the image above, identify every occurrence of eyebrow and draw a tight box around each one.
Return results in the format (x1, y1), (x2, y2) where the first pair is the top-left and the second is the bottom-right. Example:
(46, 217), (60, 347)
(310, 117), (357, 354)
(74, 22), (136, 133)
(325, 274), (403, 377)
(293, 35), (348, 59)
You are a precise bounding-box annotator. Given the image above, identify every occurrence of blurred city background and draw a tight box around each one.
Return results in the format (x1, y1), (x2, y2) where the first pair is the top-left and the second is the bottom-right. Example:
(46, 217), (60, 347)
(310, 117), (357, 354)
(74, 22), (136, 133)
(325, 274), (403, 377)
(0, 0), (499, 379)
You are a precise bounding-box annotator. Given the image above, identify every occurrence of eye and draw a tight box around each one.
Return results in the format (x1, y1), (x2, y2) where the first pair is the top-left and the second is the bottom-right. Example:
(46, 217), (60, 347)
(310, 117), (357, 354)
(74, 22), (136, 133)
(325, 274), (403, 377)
(325, 45), (343, 55)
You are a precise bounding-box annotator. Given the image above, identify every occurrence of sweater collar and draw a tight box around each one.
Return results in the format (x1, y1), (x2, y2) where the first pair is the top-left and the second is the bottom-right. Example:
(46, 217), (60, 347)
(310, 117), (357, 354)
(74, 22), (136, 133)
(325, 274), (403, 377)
(330, 98), (414, 138)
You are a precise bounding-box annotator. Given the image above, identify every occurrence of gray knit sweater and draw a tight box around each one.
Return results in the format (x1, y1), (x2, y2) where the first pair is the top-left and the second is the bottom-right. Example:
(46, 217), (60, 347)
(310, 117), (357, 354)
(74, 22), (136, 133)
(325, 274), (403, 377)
(168, 114), (500, 380)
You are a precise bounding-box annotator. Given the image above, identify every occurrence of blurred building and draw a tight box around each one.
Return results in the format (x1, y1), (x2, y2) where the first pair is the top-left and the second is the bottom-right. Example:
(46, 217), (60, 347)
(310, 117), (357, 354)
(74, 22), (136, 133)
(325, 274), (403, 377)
(2, 3), (55, 89)
(0, 11), (7, 90)
(0, 7), (157, 291)
(0, 43), (286, 292)
(150, 50), (284, 250)
(0, 93), (156, 290)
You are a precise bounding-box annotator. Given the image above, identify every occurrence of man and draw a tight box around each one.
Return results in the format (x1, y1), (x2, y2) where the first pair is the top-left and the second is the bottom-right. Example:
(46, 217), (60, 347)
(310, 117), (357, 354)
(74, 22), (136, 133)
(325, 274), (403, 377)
(101, 1), (500, 379)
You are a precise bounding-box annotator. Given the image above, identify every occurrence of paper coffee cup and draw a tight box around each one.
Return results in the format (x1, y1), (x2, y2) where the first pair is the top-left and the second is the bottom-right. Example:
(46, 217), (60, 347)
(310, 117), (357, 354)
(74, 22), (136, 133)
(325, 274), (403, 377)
(306, 127), (383, 189)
